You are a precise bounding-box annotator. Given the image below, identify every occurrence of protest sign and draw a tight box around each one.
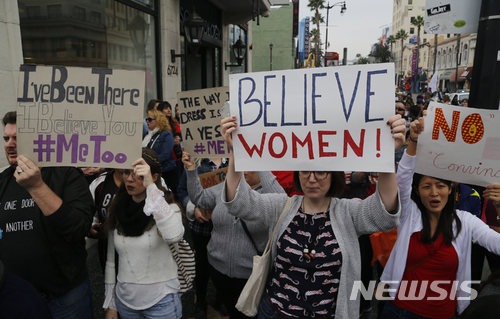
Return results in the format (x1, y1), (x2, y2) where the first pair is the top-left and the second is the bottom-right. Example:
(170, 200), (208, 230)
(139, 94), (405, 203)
(198, 167), (228, 188)
(16, 65), (144, 168)
(229, 63), (395, 172)
(177, 87), (229, 158)
(416, 102), (500, 187)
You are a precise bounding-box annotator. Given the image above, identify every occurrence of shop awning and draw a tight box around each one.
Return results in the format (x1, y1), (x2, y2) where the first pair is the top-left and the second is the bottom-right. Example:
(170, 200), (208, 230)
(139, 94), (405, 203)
(438, 69), (454, 80)
(460, 67), (473, 81)
(417, 72), (427, 82)
(213, 0), (272, 24)
(449, 68), (466, 82)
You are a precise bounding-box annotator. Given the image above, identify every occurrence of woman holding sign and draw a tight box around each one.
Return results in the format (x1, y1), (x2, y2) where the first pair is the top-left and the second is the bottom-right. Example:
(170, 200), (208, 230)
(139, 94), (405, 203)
(102, 148), (183, 319)
(380, 118), (500, 319)
(217, 115), (406, 318)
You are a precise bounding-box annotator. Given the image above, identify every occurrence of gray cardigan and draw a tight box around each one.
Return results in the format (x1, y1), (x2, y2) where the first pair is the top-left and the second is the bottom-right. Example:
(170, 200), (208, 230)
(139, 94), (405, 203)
(186, 170), (286, 279)
(221, 175), (401, 318)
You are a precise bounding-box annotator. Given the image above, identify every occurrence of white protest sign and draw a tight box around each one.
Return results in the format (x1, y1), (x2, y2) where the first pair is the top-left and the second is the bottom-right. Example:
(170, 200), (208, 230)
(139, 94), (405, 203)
(177, 87), (229, 158)
(16, 65), (144, 168)
(416, 103), (500, 187)
(229, 63), (395, 172)
(424, 0), (480, 34)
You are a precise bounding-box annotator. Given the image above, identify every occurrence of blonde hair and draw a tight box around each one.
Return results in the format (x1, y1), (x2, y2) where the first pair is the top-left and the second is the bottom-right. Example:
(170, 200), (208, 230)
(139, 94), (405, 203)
(148, 109), (171, 132)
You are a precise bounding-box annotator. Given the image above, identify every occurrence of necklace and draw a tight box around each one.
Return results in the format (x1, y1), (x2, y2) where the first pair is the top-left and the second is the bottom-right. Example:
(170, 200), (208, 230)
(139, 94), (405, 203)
(121, 232), (152, 281)
(301, 199), (329, 260)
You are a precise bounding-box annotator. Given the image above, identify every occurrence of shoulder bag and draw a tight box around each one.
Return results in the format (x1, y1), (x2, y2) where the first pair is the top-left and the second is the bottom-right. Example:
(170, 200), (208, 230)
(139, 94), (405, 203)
(169, 238), (196, 296)
(235, 197), (293, 316)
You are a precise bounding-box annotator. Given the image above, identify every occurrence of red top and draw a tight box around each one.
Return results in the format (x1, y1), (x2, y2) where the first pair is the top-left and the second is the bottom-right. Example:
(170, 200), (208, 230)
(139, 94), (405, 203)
(271, 171), (303, 196)
(393, 231), (458, 319)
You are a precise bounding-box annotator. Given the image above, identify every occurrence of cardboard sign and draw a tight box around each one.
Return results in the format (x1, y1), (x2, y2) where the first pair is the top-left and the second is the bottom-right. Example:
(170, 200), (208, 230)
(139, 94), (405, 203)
(16, 65), (144, 168)
(198, 167), (228, 188)
(229, 63), (396, 172)
(416, 103), (500, 187)
(177, 87), (230, 158)
(424, 0), (480, 34)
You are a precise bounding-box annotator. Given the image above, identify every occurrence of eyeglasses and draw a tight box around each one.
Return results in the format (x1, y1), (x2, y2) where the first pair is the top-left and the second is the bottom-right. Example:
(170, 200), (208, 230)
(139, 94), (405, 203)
(298, 171), (329, 180)
(146, 117), (156, 122)
(396, 107), (405, 112)
(121, 169), (140, 180)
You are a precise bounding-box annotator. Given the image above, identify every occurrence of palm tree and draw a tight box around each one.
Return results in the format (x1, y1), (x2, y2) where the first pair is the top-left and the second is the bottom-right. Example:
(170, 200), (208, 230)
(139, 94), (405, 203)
(308, 0), (325, 67)
(309, 28), (323, 62)
(411, 16), (425, 92)
(395, 29), (409, 80)
(386, 35), (396, 61)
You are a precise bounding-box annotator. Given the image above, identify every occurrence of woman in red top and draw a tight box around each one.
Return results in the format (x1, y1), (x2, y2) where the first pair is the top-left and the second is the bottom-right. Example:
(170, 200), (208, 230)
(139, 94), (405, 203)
(381, 117), (500, 319)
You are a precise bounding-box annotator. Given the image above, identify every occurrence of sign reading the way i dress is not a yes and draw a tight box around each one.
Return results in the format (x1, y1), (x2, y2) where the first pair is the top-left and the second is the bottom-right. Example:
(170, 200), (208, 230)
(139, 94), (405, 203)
(416, 103), (500, 187)
(177, 87), (230, 158)
(16, 65), (144, 168)
(229, 63), (396, 172)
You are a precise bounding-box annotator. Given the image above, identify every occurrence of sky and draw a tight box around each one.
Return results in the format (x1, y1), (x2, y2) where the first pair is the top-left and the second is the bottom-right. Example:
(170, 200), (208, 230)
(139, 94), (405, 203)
(297, 0), (393, 61)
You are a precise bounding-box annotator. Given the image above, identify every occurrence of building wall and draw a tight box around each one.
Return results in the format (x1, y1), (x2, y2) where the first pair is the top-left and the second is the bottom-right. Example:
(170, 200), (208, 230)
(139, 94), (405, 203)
(392, 0), (434, 78)
(0, 0), (23, 167)
(251, 5), (294, 72)
(162, 0), (182, 107)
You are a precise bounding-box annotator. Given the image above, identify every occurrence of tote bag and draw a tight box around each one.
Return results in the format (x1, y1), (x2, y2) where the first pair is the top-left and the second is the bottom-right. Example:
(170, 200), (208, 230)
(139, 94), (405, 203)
(169, 238), (196, 295)
(235, 198), (293, 316)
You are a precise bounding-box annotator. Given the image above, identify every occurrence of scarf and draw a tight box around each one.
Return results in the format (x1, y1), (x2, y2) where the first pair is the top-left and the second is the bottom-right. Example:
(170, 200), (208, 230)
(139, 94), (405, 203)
(142, 127), (159, 148)
(116, 196), (154, 237)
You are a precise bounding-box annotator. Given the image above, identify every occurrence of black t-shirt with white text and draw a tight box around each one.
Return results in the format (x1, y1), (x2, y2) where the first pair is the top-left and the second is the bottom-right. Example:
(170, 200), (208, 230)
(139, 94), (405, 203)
(0, 177), (68, 295)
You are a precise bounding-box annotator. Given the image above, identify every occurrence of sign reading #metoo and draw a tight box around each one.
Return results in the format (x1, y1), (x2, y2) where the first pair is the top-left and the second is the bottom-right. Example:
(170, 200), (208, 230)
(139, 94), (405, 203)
(177, 87), (229, 158)
(229, 63), (396, 172)
(416, 103), (500, 187)
(16, 65), (144, 168)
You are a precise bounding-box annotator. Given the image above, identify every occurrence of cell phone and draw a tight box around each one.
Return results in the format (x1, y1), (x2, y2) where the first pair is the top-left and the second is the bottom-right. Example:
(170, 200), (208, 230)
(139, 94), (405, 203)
(219, 101), (231, 117)
(93, 224), (102, 232)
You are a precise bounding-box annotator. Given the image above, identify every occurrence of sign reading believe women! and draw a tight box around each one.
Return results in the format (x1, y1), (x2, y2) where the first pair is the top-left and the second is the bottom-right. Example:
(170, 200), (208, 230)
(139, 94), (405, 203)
(16, 65), (144, 168)
(416, 103), (500, 187)
(229, 63), (396, 172)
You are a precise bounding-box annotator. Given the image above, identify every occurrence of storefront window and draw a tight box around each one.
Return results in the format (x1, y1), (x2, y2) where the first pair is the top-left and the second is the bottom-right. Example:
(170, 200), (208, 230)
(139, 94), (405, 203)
(228, 25), (247, 74)
(18, 0), (158, 107)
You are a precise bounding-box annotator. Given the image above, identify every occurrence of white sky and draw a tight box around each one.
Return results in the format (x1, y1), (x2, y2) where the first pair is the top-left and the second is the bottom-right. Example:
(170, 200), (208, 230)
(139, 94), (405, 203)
(298, 0), (393, 61)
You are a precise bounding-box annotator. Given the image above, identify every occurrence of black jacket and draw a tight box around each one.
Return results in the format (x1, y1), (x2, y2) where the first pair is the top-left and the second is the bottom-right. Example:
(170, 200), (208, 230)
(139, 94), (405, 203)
(0, 166), (94, 293)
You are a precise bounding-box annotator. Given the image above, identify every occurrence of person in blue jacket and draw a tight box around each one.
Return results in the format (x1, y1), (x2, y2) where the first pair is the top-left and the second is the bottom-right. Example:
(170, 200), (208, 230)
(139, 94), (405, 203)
(142, 109), (177, 196)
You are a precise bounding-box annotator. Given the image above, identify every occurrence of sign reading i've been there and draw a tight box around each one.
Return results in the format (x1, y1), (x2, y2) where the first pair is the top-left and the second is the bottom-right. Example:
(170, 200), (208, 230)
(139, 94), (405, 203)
(229, 63), (396, 172)
(16, 65), (144, 168)
(177, 87), (230, 158)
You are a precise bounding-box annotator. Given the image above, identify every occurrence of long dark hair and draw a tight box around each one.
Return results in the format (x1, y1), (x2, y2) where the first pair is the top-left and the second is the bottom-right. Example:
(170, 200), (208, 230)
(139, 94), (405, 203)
(158, 101), (178, 133)
(411, 173), (461, 245)
(103, 148), (175, 234)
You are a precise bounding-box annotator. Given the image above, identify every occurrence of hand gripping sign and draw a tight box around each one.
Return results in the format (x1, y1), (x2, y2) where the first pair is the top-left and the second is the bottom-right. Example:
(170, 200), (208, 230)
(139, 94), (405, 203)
(229, 63), (396, 172)
(416, 102), (500, 187)
(16, 65), (144, 168)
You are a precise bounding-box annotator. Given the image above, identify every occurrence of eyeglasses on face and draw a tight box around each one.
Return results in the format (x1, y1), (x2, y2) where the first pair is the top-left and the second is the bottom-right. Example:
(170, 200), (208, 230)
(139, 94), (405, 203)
(121, 169), (140, 180)
(298, 171), (329, 180)
(146, 117), (156, 122)
(396, 107), (405, 112)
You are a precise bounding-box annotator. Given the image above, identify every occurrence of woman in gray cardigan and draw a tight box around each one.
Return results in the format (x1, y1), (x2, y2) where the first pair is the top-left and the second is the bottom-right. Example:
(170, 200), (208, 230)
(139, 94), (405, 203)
(183, 156), (286, 319)
(217, 115), (406, 319)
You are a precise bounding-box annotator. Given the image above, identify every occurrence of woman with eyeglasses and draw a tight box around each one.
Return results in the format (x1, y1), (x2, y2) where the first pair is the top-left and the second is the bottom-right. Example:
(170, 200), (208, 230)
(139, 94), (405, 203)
(217, 115), (406, 318)
(143, 109), (177, 195)
(102, 148), (184, 319)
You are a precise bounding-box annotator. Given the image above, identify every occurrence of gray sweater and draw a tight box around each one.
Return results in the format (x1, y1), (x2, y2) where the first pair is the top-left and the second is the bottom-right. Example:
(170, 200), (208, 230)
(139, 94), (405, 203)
(221, 175), (400, 319)
(186, 170), (286, 279)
